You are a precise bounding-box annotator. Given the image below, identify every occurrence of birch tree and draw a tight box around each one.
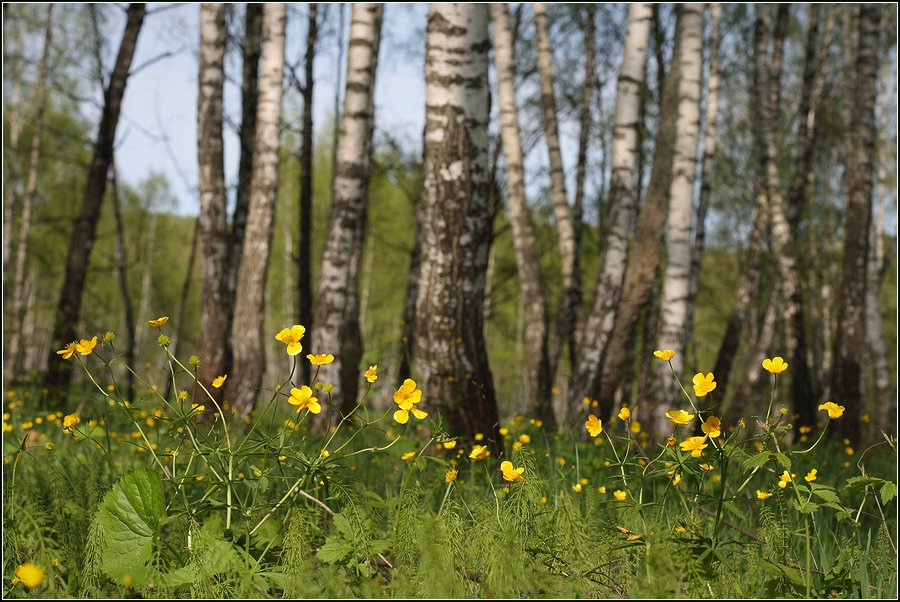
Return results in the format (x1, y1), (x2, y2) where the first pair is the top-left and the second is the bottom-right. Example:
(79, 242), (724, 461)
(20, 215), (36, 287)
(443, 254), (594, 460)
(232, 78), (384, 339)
(227, 3), (286, 416)
(490, 2), (553, 426)
(414, 4), (500, 442)
(571, 3), (652, 406)
(652, 3), (704, 424)
(45, 3), (146, 396)
(197, 3), (229, 400)
(311, 3), (384, 412)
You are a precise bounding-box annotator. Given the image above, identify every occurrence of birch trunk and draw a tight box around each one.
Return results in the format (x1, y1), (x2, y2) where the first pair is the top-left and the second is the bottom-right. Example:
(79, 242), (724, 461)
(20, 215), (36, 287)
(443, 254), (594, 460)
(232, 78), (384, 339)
(197, 3), (229, 401)
(684, 3), (720, 367)
(4, 5), (52, 384)
(490, 3), (553, 426)
(45, 3), (146, 396)
(311, 3), (383, 413)
(2, 15), (25, 283)
(227, 3), (287, 417)
(595, 4), (687, 413)
(832, 4), (881, 442)
(415, 4), (500, 443)
(652, 3), (704, 428)
(533, 3), (577, 378)
(571, 3), (652, 407)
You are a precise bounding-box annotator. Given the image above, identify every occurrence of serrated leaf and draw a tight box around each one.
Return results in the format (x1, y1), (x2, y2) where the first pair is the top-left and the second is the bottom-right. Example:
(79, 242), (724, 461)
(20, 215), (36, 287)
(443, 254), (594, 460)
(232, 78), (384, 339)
(811, 487), (841, 505)
(250, 516), (283, 550)
(879, 481), (896, 504)
(317, 540), (354, 564)
(332, 512), (354, 538)
(797, 500), (820, 514)
(844, 476), (884, 490)
(369, 539), (390, 554)
(97, 468), (167, 584)
(774, 453), (791, 470)
(743, 452), (770, 471)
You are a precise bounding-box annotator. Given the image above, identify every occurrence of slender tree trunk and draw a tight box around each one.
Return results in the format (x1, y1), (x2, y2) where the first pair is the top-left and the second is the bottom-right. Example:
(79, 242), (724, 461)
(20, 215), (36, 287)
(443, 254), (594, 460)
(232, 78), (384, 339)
(297, 3), (317, 386)
(4, 5), (53, 385)
(869, 60), (894, 435)
(197, 3), (229, 401)
(733, 283), (782, 420)
(2, 15), (25, 285)
(652, 3), (704, 431)
(331, 3), (345, 175)
(227, 3), (287, 417)
(110, 162), (136, 399)
(490, 2), (553, 426)
(311, 3), (383, 414)
(571, 3), (652, 408)
(415, 4), (500, 444)
(134, 212), (158, 354)
(595, 4), (687, 415)
(684, 3), (720, 368)
(165, 217), (200, 402)
(533, 3), (577, 379)
(45, 3), (146, 397)
(832, 4), (881, 443)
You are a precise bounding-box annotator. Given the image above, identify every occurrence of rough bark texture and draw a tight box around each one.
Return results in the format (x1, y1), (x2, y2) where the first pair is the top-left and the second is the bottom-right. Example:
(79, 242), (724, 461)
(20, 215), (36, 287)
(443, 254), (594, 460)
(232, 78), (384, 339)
(5, 5), (52, 384)
(227, 3), (286, 417)
(533, 3), (577, 380)
(490, 3), (553, 426)
(197, 3), (229, 402)
(652, 3), (704, 428)
(44, 4), (146, 397)
(311, 3), (383, 413)
(297, 3), (317, 386)
(415, 4), (501, 444)
(594, 4), (686, 415)
(831, 4), (880, 443)
(683, 3), (720, 367)
(571, 3), (652, 408)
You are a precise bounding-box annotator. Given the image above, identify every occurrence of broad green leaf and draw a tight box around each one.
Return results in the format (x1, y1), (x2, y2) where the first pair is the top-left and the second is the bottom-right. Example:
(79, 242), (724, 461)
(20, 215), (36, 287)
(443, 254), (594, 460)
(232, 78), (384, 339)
(332, 513), (354, 538)
(317, 540), (354, 564)
(844, 476), (884, 491)
(811, 487), (841, 505)
(743, 452), (770, 471)
(879, 481), (896, 504)
(97, 468), (167, 584)
(774, 453), (791, 470)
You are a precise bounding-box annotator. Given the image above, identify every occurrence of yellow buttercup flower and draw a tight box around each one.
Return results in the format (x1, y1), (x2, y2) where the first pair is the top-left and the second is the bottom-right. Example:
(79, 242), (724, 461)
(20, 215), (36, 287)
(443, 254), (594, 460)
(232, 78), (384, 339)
(57, 342), (77, 360)
(701, 415), (721, 438)
(15, 562), (46, 588)
(442, 439), (457, 450)
(692, 372), (717, 397)
(500, 460), (524, 482)
(307, 353), (335, 366)
(671, 472), (682, 486)
(401, 451), (416, 461)
(469, 444), (490, 461)
(699, 463), (714, 472)
(289, 386), (321, 414)
(630, 421), (641, 434)
(212, 374), (227, 388)
(654, 349), (676, 361)
(585, 414), (603, 437)
(762, 356), (788, 374)
(778, 471), (794, 488)
(499, 427), (509, 436)
(613, 490), (627, 501)
(364, 365), (378, 383)
(818, 401), (845, 419)
(445, 469), (458, 483)
(665, 409), (694, 426)
(147, 316), (169, 328)
(680, 435), (708, 458)
(62, 413), (80, 433)
(274, 324), (306, 356)
(756, 490), (772, 500)
(519, 434), (531, 444)
(572, 483), (583, 493)
(76, 336), (98, 356)
(618, 406), (631, 421)
(393, 379), (427, 424)
(804, 468), (818, 482)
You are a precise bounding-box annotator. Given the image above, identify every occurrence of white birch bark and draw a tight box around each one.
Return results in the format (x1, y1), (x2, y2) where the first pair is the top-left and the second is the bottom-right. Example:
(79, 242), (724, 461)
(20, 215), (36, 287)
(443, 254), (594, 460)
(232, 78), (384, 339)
(572, 3), (652, 404)
(228, 3), (287, 416)
(311, 3), (383, 412)
(653, 3), (704, 422)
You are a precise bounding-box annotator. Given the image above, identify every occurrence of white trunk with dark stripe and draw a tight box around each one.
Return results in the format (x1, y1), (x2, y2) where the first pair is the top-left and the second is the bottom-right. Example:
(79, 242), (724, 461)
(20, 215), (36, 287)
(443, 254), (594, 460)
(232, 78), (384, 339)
(414, 4), (500, 442)
(572, 3), (652, 404)
(311, 3), (383, 412)
(490, 3), (553, 425)
(653, 3), (703, 421)
(197, 3), (229, 397)
(228, 3), (286, 416)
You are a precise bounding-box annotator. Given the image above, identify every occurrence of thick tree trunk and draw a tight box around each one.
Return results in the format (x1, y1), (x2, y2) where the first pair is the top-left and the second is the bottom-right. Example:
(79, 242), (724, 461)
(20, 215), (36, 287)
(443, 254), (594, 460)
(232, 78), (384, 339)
(197, 3), (229, 401)
(312, 3), (383, 413)
(684, 3), (720, 367)
(533, 3), (577, 379)
(594, 4), (688, 415)
(227, 3), (287, 417)
(4, 5), (53, 384)
(415, 4), (500, 444)
(652, 3), (704, 430)
(297, 3), (317, 386)
(571, 3), (652, 408)
(490, 3), (553, 426)
(45, 3), (146, 398)
(832, 4), (880, 443)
